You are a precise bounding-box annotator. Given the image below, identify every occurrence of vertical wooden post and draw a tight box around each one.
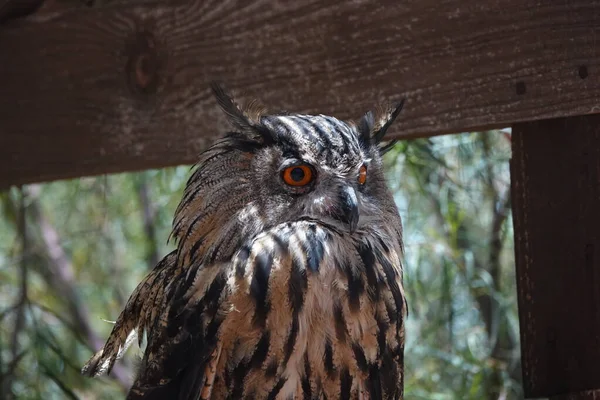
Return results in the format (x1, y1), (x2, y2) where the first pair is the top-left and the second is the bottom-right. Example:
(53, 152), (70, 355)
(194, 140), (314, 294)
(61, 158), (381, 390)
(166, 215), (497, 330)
(511, 115), (600, 399)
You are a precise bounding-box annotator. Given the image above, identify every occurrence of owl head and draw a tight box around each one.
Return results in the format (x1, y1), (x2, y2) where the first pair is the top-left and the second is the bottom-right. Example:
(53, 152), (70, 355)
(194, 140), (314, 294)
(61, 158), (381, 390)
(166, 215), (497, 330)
(171, 83), (404, 266)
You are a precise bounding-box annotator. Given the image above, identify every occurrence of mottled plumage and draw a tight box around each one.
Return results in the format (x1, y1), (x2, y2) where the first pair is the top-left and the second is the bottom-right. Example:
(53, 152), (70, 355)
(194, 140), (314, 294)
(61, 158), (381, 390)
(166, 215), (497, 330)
(82, 83), (407, 399)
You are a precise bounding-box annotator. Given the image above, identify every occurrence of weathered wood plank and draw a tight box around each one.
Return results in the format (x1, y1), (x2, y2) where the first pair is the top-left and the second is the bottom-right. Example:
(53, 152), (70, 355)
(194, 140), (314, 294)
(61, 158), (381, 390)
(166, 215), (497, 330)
(511, 115), (600, 398)
(1, 0), (600, 188)
(552, 389), (600, 400)
(0, 0), (44, 22)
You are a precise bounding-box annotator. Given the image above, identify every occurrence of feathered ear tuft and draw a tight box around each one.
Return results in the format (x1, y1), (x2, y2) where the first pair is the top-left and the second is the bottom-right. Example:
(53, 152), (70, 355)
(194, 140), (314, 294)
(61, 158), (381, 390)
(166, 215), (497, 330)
(358, 99), (405, 154)
(210, 81), (272, 143)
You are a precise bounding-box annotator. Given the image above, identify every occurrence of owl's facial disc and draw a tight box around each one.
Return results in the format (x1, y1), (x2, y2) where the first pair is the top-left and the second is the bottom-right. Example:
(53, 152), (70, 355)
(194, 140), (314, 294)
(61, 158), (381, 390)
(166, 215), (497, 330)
(250, 113), (397, 235)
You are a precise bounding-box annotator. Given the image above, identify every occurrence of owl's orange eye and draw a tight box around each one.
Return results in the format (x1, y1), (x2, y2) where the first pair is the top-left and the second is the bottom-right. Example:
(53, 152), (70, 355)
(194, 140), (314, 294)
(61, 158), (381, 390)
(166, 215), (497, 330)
(358, 165), (367, 185)
(282, 164), (314, 186)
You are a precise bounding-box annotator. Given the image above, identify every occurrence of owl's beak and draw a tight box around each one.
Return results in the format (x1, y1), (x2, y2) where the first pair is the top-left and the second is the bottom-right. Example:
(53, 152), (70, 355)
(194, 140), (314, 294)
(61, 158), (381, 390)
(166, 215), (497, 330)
(335, 186), (359, 233)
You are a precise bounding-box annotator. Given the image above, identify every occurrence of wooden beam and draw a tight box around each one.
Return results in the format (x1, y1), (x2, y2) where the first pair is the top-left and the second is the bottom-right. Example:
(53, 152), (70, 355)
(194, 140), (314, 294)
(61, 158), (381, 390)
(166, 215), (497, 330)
(0, 0), (44, 23)
(511, 115), (600, 399)
(551, 390), (600, 400)
(1, 0), (600, 188)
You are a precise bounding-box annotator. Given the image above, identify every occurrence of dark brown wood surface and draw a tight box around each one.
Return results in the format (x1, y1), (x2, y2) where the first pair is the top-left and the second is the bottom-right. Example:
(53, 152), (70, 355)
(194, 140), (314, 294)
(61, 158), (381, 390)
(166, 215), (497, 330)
(1, 0), (600, 187)
(0, 0), (44, 23)
(552, 389), (600, 400)
(511, 115), (600, 398)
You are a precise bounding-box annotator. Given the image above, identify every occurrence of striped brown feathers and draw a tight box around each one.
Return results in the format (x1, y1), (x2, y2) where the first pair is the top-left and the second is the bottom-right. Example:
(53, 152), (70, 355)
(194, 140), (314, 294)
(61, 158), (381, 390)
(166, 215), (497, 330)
(83, 83), (407, 399)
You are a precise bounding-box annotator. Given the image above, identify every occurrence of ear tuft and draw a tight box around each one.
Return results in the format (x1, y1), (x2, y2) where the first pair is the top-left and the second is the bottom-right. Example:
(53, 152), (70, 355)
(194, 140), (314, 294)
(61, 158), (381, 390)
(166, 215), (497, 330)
(210, 81), (272, 143)
(210, 81), (250, 131)
(358, 110), (376, 144)
(358, 99), (405, 148)
(372, 99), (405, 143)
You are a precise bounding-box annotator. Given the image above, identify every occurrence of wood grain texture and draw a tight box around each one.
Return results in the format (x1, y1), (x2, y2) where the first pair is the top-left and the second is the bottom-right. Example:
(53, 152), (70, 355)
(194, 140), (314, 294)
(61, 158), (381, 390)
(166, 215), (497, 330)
(1, 0), (600, 187)
(552, 390), (600, 400)
(511, 115), (600, 398)
(0, 0), (44, 22)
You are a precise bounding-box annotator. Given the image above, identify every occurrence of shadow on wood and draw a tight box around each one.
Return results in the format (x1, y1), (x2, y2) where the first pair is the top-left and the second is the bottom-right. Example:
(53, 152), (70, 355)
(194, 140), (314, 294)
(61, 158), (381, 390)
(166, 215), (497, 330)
(512, 115), (600, 398)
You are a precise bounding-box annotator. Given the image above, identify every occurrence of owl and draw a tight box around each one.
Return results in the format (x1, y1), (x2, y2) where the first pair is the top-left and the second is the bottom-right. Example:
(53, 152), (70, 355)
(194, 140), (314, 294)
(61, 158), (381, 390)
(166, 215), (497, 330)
(82, 83), (407, 400)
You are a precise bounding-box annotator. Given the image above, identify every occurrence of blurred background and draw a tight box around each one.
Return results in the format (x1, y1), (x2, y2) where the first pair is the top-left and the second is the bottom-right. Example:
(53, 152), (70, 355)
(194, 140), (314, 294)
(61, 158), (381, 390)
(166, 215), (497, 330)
(0, 129), (520, 399)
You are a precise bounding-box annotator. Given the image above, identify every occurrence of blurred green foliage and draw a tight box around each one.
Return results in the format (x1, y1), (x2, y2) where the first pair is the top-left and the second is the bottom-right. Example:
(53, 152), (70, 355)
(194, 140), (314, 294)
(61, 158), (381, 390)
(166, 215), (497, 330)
(0, 130), (519, 399)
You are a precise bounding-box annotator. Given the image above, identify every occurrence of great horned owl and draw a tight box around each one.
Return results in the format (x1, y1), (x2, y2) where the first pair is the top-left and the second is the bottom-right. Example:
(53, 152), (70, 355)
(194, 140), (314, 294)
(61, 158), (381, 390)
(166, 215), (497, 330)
(82, 83), (407, 399)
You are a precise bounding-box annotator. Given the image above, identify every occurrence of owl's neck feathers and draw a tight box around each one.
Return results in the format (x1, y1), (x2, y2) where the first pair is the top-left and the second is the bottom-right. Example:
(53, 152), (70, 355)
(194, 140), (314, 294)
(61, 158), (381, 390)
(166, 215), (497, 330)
(170, 133), (269, 268)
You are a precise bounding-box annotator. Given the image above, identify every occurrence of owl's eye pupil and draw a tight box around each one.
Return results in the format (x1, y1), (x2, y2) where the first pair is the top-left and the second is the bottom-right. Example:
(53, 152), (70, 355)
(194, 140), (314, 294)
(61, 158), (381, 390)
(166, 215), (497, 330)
(290, 167), (305, 182)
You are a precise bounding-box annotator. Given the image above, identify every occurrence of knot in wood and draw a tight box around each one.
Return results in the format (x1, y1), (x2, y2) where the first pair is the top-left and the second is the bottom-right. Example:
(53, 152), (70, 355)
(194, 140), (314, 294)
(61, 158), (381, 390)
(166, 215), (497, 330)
(126, 31), (161, 95)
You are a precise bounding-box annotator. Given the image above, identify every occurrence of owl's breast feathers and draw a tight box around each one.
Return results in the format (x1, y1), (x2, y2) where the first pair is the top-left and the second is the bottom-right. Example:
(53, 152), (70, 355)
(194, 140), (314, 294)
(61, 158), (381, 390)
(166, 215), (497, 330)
(83, 221), (406, 399)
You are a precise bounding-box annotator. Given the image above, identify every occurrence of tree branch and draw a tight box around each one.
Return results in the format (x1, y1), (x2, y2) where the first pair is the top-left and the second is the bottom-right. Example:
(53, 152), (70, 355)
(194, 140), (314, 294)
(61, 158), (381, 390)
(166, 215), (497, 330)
(479, 132), (519, 398)
(25, 184), (132, 391)
(408, 133), (519, 398)
(1, 188), (29, 399)
(136, 172), (160, 269)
